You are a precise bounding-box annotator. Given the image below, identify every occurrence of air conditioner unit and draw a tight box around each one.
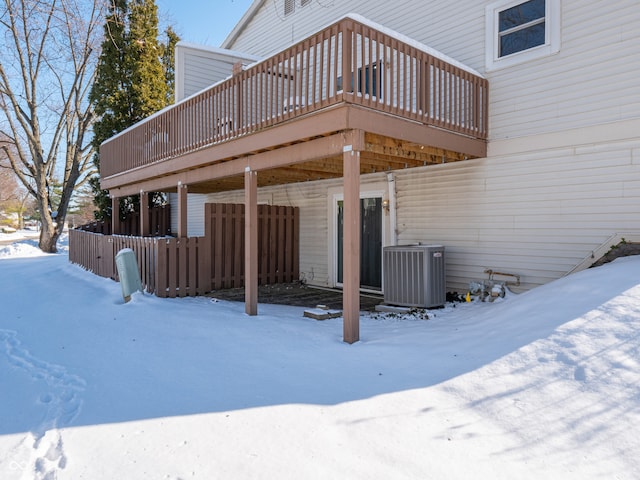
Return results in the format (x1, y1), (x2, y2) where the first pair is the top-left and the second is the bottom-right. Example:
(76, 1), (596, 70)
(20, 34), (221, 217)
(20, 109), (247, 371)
(383, 245), (445, 308)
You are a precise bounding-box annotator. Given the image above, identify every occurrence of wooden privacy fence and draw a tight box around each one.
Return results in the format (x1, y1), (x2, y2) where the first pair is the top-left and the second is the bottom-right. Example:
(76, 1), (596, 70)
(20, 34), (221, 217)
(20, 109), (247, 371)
(77, 204), (171, 236)
(205, 203), (299, 289)
(69, 230), (210, 298)
(69, 203), (299, 297)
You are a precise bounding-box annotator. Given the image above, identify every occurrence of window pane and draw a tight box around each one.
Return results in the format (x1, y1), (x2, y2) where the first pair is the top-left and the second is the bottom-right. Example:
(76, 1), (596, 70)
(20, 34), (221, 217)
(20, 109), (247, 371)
(284, 0), (294, 15)
(500, 22), (545, 56)
(499, 0), (545, 32)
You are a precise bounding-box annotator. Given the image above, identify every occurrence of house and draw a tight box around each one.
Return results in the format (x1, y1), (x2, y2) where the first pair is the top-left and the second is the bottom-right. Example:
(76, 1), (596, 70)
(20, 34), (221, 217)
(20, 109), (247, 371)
(89, 0), (640, 343)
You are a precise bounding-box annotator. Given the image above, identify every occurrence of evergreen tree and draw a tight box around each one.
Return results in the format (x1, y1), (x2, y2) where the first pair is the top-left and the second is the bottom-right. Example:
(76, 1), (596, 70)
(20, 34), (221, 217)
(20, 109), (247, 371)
(128, 0), (168, 119)
(162, 27), (180, 105)
(90, 0), (178, 221)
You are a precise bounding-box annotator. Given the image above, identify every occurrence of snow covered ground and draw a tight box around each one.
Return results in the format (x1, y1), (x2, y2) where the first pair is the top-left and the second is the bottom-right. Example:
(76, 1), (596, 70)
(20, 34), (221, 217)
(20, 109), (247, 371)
(0, 229), (40, 244)
(0, 236), (639, 479)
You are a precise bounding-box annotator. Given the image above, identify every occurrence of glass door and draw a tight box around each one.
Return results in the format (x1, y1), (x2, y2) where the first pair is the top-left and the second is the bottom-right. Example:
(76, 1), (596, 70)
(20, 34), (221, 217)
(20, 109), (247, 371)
(337, 197), (382, 290)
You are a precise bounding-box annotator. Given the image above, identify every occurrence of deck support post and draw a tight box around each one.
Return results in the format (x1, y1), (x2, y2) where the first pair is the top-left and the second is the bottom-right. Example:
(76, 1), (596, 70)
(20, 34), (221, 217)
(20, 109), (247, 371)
(139, 190), (149, 237)
(245, 166), (258, 316)
(342, 132), (362, 344)
(177, 183), (188, 238)
(111, 196), (121, 235)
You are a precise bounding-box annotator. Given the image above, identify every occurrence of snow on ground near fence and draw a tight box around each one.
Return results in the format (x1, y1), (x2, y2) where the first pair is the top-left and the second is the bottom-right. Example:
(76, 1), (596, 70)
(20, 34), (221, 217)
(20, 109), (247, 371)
(0, 237), (639, 479)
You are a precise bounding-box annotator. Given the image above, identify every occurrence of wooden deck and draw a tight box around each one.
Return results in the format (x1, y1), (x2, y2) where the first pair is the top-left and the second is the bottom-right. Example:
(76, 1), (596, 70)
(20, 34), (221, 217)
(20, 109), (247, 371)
(100, 16), (488, 198)
(207, 282), (384, 311)
(94, 15), (489, 343)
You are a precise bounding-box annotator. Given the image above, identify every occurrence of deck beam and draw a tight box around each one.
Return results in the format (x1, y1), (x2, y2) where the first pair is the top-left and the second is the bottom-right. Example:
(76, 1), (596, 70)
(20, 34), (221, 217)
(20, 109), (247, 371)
(102, 105), (485, 197)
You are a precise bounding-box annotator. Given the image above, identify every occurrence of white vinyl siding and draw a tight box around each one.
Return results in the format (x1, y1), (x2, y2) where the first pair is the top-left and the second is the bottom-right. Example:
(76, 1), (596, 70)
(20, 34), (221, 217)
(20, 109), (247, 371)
(169, 193), (207, 237)
(175, 120), (640, 292)
(174, 43), (260, 101)
(175, 0), (640, 293)
(226, 1), (486, 72)
(395, 120), (640, 292)
(488, 0), (640, 139)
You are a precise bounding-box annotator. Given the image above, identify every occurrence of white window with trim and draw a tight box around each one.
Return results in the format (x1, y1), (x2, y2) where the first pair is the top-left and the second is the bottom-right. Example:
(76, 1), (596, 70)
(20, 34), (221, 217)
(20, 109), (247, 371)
(485, 0), (561, 70)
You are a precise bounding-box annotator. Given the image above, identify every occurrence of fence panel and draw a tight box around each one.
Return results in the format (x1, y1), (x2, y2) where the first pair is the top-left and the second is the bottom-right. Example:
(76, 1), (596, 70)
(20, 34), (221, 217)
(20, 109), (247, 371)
(154, 237), (211, 298)
(69, 229), (95, 273)
(205, 203), (245, 289)
(205, 203), (299, 290)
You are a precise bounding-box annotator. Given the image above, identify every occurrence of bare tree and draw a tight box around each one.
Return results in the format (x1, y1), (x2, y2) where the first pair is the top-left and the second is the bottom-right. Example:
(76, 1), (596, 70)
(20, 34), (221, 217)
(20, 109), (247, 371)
(0, 150), (20, 206)
(0, 135), (31, 228)
(0, 0), (105, 252)
(0, 169), (18, 207)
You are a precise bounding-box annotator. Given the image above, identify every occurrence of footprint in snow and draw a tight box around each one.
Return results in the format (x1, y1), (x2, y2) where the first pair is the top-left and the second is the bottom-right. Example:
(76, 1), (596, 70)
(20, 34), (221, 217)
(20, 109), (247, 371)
(0, 329), (85, 479)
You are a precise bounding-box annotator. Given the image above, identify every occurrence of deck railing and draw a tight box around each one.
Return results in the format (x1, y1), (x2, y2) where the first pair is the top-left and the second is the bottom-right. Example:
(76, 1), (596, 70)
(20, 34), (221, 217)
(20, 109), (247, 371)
(101, 16), (488, 179)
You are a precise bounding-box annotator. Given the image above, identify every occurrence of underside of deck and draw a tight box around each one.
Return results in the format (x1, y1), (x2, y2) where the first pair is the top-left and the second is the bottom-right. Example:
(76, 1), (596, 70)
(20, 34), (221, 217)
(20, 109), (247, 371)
(102, 104), (485, 198)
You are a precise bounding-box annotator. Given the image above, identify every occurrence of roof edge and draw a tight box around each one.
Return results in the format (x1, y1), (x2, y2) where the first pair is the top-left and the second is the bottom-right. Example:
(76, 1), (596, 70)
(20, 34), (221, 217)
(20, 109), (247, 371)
(221, 0), (266, 49)
(176, 40), (261, 62)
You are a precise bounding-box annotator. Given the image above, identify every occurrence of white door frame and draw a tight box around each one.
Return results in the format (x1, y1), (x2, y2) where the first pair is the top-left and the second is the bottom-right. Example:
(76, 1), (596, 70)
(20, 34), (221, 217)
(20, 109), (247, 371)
(327, 181), (392, 290)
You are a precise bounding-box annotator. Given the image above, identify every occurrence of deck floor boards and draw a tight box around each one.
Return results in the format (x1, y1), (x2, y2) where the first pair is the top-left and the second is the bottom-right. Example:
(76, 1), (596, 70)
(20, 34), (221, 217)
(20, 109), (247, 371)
(206, 282), (383, 311)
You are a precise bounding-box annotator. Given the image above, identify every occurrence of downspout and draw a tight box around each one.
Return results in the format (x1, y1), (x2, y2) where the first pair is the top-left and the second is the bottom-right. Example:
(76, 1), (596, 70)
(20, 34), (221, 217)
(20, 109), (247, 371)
(386, 172), (397, 246)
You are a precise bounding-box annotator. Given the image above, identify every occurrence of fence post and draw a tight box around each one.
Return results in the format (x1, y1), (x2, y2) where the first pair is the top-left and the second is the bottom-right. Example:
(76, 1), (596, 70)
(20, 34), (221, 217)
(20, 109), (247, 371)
(178, 183), (188, 238)
(140, 191), (149, 237)
(111, 197), (121, 235)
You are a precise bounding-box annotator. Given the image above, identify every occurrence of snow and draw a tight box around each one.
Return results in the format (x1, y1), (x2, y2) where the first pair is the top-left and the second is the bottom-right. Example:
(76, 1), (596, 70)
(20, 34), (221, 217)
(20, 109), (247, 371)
(0, 236), (639, 479)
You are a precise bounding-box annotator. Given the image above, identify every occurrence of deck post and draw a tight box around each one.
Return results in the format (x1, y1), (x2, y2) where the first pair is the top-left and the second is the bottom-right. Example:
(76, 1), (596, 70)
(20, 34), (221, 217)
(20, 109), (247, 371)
(342, 135), (361, 344)
(342, 21), (353, 95)
(139, 191), (149, 237)
(245, 167), (258, 316)
(177, 183), (188, 238)
(111, 196), (121, 235)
